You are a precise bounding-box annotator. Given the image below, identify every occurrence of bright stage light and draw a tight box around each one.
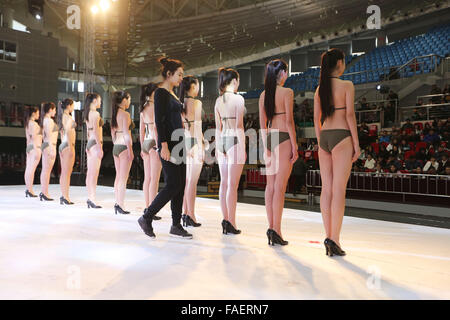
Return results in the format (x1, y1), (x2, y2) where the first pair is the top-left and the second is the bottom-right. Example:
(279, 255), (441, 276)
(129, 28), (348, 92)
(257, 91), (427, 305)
(35, 14), (41, 20)
(91, 5), (99, 14)
(100, 0), (110, 11)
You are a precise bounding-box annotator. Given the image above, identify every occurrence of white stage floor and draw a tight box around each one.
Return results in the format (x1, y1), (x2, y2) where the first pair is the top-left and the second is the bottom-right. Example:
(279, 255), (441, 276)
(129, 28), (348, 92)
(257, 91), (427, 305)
(0, 185), (449, 300)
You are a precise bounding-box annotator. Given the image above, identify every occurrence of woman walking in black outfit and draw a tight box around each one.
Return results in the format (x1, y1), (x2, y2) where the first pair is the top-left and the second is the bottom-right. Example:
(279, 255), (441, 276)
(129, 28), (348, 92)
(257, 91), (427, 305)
(138, 57), (192, 239)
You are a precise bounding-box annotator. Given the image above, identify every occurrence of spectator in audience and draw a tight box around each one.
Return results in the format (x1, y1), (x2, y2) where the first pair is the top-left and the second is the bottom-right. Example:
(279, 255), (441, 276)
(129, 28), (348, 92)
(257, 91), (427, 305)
(379, 130), (390, 143)
(430, 84), (442, 104)
(442, 164), (450, 176)
(437, 153), (448, 172)
(359, 97), (369, 110)
(388, 164), (400, 174)
(411, 166), (423, 174)
(386, 155), (401, 170)
(399, 139), (411, 153)
(414, 123), (423, 136)
(435, 145), (448, 160)
(389, 145), (400, 157)
(377, 155), (387, 169)
(383, 101), (396, 126)
(378, 144), (389, 159)
(405, 155), (421, 172)
(412, 108), (427, 121)
(416, 147), (427, 162)
(374, 162), (384, 174)
(401, 119), (414, 131)
(423, 155), (439, 173)
(386, 138), (399, 152)
(366, 145), (375, 157)
(364, 154), (376, 170)
(423, 129), (440, 145)
(292, 156), (307, 195)
(416, 98), (424, 106)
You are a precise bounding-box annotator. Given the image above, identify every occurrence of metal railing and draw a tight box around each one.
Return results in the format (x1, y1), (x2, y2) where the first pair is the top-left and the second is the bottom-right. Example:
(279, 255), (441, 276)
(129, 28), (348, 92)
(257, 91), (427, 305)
(306, 170), (450, 198)
(416, 93), (449, 104)
(399, 103), (450, 122)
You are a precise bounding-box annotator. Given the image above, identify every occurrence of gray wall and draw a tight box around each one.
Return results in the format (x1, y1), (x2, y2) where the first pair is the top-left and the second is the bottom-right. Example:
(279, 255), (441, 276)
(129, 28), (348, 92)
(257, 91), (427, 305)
(0, 27), (67, 106)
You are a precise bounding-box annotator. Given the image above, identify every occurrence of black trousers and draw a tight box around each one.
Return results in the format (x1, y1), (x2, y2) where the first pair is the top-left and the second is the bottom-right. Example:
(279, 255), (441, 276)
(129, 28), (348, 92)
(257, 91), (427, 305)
(143, 155), (186, 225)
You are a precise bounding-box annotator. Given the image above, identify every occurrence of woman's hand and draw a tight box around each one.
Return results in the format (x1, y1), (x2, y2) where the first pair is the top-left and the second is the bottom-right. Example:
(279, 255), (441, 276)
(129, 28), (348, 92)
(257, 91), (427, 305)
(290, 143), (299, 164)
(128, 147), (134, 161)
(140, 149), (145, 159)
(352, 145), (361, 163)
(160, 144), (171, 161)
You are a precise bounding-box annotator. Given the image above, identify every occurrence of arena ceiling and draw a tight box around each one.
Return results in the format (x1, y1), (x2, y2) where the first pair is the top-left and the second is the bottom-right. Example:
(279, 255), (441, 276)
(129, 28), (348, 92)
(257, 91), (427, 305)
(3, 0), (444, 79)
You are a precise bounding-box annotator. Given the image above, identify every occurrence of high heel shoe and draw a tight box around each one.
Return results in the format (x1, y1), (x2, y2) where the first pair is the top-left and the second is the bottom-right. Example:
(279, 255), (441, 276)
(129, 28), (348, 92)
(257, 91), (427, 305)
(182, 214), (187, 227)
(184, 215), (201, 227)
(114, 204), (130, 215)
(266, 229), (273, 245)
(325, 238), (346, 257)
(224, 220), (241, 235)
(39, 192), (53, 201)
(60, 196), (74, 205)
(87, 199), (101, 209)
(270, 230), (288, 246)
(221, 219), (227, 234)
(25, 190), (37, 198)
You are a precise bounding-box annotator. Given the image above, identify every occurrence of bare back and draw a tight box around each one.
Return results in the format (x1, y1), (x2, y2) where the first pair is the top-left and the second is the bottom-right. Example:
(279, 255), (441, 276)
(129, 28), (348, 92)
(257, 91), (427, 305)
(141, 102), (157, 140)
(259, 86), (293, 132)
(315, 78), (353, 130)
(214, 93), (245, 135)
(113, 109), (132, 145)
(86, 110), (103, 142)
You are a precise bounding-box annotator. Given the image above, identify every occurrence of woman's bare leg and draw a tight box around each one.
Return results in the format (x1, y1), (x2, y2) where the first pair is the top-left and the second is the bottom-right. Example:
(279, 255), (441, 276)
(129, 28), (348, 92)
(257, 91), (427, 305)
(186, 162), (203, 221)
(25, 149), (41, 193)
(218, 155), (229, 221)
(142, 153), (150, 206)
(149, 149), (162, 204)
(330, 137), (353, 247)
(40, 148), (56, 197)
(271, 141), (293, 238)
(115, 150), (132, 208)
(318, 148), (333, 239)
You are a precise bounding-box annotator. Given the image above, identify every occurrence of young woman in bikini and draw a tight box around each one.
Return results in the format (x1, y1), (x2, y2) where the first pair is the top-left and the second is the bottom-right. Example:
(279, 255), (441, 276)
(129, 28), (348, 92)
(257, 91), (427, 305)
(259, 59), (298, 246)
(58, 99), (76, 205)
(111, 91), (134, 215)
(214, 68), (246, 235)
(180, 75), (204, 228)
(313, 48), (360, 257)
(39, 102), (58, 201)
(83, 93), (104, 209)
(24, 106), (42, 198)
(140, 83), (162, 220)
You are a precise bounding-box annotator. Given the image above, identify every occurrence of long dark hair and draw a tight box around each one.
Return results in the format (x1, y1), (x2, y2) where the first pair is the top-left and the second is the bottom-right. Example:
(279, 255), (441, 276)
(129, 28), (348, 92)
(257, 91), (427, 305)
(24, 106), (39, 129)
(179, 75), (198, 113)
(111, 90), (130, 129)
(83, 93), (100, 123)
(40, 102), (56, 127)
(57, 98), (74, 129)
(264, 59), (288, 123)
(218, 67), (239, 95)
(158, 56), (183, 79)
(318, 48), (345, 124)
(140, 82), (159, 112)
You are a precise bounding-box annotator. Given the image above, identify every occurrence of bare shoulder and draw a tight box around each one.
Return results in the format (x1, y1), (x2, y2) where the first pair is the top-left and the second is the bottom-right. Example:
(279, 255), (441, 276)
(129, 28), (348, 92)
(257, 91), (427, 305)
(194, 99), (202, 108)
(342, 80), (354, 89)
(283, 87), (294, 96)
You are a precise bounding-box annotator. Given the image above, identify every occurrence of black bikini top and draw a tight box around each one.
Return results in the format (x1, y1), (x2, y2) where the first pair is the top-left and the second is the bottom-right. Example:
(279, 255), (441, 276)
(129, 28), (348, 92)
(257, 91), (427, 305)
(184, 118), (195, 130)
(267, 112), (286, 128)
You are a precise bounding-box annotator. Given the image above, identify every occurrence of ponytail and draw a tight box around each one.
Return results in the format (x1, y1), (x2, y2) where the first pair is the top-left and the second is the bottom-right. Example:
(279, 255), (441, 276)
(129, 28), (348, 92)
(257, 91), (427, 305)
(111, 90), (130, 129)
(140, 83), (159, 112)
(57, 98), (74, 129)
(263, 59), (287, 125)
(24, 106), (39, 129)
(318, 48), (345, 124)
(179, 76), (198, 113)
(40, 102), (56, 127)
(218, 67), (239, 96)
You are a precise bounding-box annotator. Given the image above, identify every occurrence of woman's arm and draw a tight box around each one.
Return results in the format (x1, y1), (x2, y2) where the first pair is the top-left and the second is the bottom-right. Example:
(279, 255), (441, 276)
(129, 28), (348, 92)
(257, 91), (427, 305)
(237, 96), (245, 130)
(258, 92), (267, 149)
(214, 99), (223, 154)
(313, 88), (322, 146)
(92, 112), (101, 145)
(344, 81), (360, 161)
(194, 100), (203, 141)
(139, 112), (145, 146)
(124, 112), (133, 159)
(285, 88), (297, 147)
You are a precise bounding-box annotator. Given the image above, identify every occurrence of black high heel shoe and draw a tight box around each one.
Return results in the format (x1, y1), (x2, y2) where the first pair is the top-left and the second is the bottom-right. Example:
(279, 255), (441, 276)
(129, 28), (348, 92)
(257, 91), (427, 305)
(221, 219), (227, 234)
(114, 204), (130, 215)
(25, 190), (37, 198)
(270, 230), (288, 246)
(87, 199), (101, 209)
(266, 229), (273, 245)
(60, 196), (74, 205)
(184, 215), (201, 227)
(324, 238), (346, 257)
(224, 220), (241, 235)
(182, 214), (187, 226)
(39, 192), (53, 201)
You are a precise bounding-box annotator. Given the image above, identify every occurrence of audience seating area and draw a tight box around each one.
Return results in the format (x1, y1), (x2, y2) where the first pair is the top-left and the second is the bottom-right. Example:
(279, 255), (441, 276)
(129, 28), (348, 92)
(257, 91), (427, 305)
(243, 24), (450, 99)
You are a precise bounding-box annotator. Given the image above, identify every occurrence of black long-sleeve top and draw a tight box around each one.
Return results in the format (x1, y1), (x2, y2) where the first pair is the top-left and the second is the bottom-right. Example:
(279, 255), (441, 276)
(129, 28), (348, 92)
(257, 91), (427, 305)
(154, 87), (185, 152)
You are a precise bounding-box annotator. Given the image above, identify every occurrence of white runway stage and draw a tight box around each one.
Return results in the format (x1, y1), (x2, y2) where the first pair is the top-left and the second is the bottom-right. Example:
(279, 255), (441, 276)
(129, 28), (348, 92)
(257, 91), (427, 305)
(0, 185), (449, 300)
